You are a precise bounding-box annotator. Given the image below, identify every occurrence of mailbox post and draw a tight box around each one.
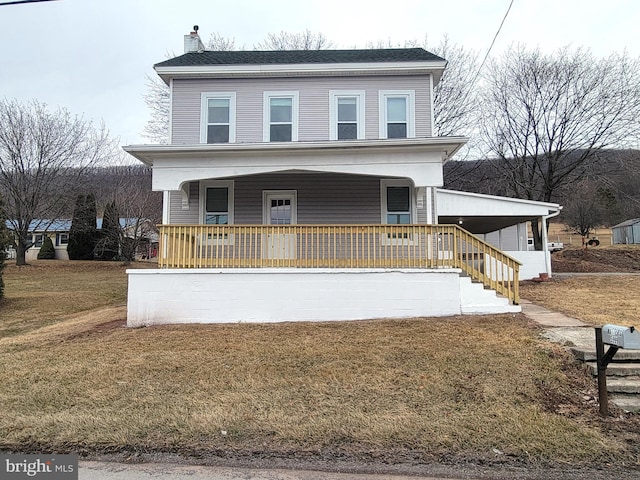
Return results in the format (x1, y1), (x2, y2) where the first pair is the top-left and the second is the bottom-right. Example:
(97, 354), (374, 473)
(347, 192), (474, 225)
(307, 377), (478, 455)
(596, 324), (640, 416)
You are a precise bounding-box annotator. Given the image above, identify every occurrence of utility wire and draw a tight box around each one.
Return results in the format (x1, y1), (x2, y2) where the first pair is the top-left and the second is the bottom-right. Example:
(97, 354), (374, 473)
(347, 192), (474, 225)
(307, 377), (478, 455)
(471, 0), (515, 86)
(0, 0), (59, 6)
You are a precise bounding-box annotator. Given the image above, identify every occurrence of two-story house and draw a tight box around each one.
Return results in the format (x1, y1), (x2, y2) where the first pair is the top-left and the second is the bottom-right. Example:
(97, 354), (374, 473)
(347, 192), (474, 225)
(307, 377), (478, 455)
(123, 30), (561, 326)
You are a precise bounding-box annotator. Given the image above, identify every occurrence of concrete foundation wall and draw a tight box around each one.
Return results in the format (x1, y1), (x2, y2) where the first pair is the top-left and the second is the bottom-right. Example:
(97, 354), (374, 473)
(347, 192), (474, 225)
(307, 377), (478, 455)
(127, 268), (465, 326)
(505, 251), (547, 280)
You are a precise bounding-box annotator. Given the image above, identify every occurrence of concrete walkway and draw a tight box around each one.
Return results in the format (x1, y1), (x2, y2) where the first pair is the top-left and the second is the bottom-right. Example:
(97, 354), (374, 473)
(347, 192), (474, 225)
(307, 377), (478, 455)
(519, 299), (595, 349)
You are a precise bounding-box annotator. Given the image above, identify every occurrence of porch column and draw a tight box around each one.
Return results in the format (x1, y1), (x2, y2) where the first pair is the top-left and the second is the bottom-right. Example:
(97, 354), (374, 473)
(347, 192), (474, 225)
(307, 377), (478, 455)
(540, 215), (552, 277)
(418, 186), (437, 224)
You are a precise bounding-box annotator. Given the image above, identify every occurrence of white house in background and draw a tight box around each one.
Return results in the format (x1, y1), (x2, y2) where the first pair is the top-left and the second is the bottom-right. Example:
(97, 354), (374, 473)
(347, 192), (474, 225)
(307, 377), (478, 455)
(6, 218), (159, 261)
(5, 220), (72, 261)
(123, 29), (561, 326)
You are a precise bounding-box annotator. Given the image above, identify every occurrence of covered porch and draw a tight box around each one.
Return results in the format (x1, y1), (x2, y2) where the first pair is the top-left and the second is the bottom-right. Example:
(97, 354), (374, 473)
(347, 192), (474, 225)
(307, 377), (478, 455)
(124, 138), (528, 325)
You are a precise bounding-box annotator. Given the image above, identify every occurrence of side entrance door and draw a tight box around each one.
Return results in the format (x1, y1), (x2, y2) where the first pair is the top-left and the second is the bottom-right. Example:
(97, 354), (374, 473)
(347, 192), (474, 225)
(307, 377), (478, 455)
(262, 191), (297, 260)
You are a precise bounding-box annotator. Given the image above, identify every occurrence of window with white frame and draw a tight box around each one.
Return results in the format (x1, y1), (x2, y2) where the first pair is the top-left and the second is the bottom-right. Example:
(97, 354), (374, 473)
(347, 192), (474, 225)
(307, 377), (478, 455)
(379, 90), (415, 139)
(329, 90), (365, 140)
(33, 234), (45, 248)
(201, 93), (236, 143)
(264, 92), (299, 142)
(56, 233), (69, 246)
(200, 180), (234, 225)
(381, 180), (413, 224)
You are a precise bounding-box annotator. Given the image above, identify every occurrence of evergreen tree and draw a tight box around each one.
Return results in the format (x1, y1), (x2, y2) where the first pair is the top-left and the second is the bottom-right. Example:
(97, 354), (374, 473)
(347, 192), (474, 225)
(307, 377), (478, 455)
(37, 236), (56, 259)
(67, 194), (97, 260)
(98, 201), (120, 260)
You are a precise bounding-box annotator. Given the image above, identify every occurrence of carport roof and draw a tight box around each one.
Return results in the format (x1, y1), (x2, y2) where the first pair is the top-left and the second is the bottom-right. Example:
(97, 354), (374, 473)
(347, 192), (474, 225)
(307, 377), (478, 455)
(437, 189), (562, 234)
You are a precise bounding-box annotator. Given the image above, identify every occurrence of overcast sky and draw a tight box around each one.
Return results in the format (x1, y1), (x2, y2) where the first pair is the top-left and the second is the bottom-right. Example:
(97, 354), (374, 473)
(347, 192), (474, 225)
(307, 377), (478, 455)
(0, 0), (637, 149)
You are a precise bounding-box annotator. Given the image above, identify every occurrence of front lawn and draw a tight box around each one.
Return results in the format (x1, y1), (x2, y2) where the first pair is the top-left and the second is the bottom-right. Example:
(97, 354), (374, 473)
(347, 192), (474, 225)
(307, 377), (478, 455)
(1, 262), (639, 473)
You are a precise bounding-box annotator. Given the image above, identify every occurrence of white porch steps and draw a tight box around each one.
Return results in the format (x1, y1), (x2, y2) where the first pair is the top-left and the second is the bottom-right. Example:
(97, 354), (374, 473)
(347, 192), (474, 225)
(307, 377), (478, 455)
(459, 276), (521, 315)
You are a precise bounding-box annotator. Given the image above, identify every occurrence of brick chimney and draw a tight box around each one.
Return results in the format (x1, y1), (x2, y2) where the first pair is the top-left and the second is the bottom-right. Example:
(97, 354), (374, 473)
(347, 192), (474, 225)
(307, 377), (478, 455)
(184, 25), (205, 53)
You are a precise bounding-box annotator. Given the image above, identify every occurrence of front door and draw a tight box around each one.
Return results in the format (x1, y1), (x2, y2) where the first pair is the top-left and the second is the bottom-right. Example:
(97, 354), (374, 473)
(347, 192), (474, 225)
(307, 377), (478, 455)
(263, 191), (297, 260)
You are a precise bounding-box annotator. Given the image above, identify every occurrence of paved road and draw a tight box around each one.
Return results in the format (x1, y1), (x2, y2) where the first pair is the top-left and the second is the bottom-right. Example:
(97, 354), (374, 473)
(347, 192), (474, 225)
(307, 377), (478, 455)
(79, 461), (464, 480)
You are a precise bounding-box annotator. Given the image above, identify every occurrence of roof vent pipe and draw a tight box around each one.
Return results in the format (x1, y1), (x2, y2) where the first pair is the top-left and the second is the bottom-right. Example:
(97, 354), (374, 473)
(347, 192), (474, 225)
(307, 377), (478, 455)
(184, 25), (205, 53)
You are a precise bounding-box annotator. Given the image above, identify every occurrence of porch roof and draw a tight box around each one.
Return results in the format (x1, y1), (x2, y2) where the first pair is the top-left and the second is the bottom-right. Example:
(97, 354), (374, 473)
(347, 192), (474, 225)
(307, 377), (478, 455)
(437, 189), (562, 234)
(123, 137), (467, 192)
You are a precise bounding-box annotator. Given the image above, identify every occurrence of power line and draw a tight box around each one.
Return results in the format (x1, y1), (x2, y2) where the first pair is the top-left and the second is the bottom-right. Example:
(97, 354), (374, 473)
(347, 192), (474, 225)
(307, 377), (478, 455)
(472, 0), (515, 85)
(0, 0), (59, 6)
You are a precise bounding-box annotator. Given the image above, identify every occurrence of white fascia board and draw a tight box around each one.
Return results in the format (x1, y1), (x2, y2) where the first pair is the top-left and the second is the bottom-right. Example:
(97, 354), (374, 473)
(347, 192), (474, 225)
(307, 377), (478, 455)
(123, 137), (468, 166)
(437, 189), (562, 214)
(155, 61), (447, 84)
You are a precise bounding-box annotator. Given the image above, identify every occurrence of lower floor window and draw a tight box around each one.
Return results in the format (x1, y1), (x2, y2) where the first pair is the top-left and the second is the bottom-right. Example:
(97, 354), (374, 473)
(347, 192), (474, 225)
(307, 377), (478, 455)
(33, 234), (44, 247)
(56, 233), (69, 246)
(382, 181), (412, 225)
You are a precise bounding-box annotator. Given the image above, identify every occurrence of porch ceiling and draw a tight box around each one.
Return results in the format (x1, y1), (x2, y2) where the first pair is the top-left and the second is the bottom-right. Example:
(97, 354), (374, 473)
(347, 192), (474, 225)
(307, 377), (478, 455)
(438, 215), (538, 234)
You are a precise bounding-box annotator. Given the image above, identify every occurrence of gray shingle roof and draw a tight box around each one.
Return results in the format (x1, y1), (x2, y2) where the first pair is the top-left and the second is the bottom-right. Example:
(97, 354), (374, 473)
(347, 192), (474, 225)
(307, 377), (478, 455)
(613, 218), (640, 228)
(155, 48), (445, 68)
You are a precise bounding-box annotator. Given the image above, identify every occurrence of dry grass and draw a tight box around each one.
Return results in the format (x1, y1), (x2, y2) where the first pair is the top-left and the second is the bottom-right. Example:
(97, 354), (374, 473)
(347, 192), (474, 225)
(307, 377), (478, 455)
(1, 262), (639, 466)
(0, 260), (152, 337)
(520, 275), (640, 327)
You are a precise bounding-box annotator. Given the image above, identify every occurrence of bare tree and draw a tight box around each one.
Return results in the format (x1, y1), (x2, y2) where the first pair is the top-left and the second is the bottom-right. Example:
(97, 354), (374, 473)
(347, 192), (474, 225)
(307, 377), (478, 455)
(255, 30), (334, 50)
(480, 46), (640, 248)
(0, 99), (117, 265)
(142, 33), (244, 144)
(562, 178), (615, 247)
(142, 74), (171, 144)
(94, 165), (162, 263)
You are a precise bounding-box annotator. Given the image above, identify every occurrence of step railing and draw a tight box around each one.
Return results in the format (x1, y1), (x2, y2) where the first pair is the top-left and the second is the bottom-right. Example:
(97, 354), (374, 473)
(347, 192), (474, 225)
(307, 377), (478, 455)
(158, 224), (521, 304)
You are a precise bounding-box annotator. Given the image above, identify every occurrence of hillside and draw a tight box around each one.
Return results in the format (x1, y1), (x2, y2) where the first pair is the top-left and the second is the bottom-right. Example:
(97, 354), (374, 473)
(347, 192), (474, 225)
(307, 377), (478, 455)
(552, 245), (640, 272)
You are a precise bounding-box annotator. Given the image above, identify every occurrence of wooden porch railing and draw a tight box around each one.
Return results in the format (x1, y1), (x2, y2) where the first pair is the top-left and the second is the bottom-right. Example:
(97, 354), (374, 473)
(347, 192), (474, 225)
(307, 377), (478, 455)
(158, 224), (521, 304)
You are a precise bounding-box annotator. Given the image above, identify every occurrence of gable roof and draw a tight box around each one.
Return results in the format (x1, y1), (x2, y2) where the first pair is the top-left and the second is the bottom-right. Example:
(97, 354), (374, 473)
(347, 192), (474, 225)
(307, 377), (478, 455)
(154, 47), (448, 85)
(155, 48), (445, 68)
(613, 218), (640, 228)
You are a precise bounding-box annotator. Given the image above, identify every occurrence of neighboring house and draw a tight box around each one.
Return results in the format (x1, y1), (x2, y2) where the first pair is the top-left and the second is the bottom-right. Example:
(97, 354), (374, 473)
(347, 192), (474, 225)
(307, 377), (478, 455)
(5, 220), (72, 261)
(123, 29), (561, 326)
(5, 218), (159, 261)
(612, 218), (640, 245)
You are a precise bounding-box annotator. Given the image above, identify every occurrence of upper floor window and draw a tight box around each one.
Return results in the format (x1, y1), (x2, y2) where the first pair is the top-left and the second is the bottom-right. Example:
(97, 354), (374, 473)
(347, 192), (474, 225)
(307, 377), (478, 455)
(379, 90), (415, 139)
(264, 91), (299, 142)
(329, 90), (365, 140)
(201, 93), (236, 143)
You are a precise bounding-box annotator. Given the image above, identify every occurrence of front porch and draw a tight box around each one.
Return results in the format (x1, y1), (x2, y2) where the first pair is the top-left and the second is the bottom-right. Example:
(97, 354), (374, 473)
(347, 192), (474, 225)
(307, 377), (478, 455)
(126, 224), (522, 327)
(157, 223), (520, 303)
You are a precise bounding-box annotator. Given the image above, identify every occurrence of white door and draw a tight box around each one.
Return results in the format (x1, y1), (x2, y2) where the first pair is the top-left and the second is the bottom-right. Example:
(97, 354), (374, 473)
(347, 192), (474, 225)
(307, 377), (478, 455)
(263, 191), (297, 260)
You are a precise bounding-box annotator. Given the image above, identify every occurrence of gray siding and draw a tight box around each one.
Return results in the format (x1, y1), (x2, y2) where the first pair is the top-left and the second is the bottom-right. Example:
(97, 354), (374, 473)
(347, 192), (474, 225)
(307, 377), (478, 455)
(169, 183), (199, 224)
(482, 225), (520, 251)
(168, 173), (382, 225)
(171, 75), (433, 144)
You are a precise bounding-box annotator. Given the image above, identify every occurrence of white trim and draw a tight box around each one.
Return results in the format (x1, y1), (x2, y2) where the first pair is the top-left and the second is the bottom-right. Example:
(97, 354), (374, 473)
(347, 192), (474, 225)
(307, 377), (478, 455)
(378, 90), (416, 139)
(329, 90), (365, 140)
(199, 180), (235, 224)
(263, 91), (299, 142)
(168, 79), (174, 144)
(162, 191), (171, 224)
(124, 136), (468, 165)
(200, 92), (236, 143)
(262, 190), (298, 224)
(380, 178), (416, 224)
(155, 61), (447, 83)
(437, 188), (562, 210)
(429, 74), (435, 136)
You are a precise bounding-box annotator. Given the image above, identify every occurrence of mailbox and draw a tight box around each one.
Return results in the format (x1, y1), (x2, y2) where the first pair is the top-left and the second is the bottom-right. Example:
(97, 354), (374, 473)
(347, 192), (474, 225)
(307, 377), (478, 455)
(601, 324), (640, 349)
